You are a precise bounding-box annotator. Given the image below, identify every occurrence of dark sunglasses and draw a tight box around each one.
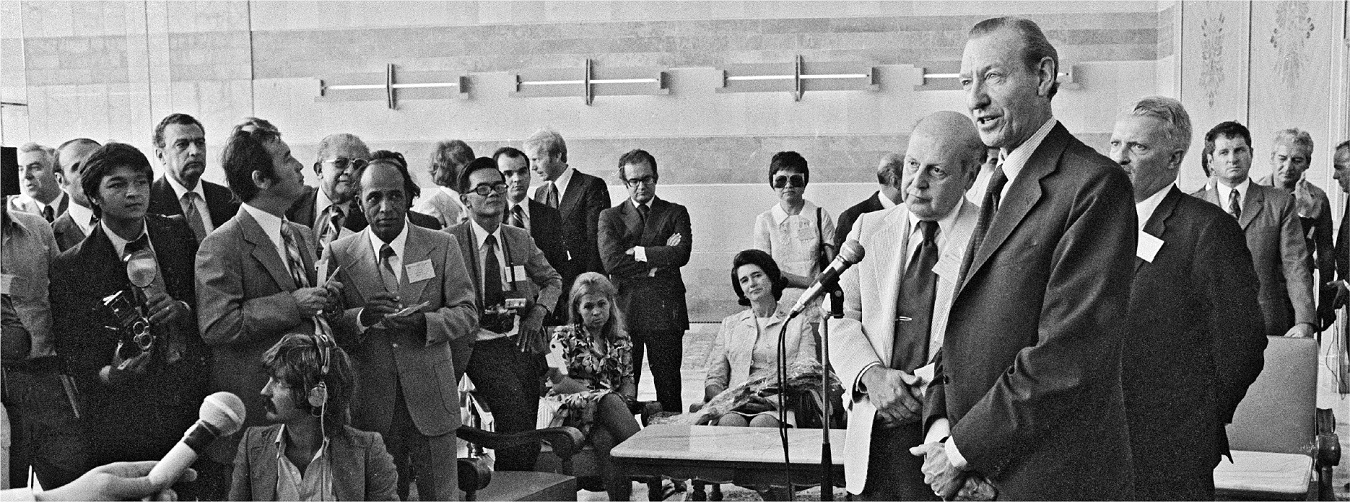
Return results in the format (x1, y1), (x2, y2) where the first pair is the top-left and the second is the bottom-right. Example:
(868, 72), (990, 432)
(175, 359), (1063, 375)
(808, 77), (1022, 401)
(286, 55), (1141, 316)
(468, 182), (509, 197)
(323, 157), (369, 171)
(771, 174), (806, 188)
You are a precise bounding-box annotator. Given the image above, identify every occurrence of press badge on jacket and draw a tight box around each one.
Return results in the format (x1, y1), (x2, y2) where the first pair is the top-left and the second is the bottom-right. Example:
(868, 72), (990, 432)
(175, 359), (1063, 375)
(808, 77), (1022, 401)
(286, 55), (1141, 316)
(405, 259), (435, 283)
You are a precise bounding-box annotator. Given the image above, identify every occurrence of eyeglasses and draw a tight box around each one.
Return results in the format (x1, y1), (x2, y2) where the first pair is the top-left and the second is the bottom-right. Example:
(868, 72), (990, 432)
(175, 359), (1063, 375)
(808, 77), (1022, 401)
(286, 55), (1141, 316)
(771, 174), (806, 188)
(323, 157), (369, 171)
(468, 182), (509, 197)
(623, 176), (657, 187)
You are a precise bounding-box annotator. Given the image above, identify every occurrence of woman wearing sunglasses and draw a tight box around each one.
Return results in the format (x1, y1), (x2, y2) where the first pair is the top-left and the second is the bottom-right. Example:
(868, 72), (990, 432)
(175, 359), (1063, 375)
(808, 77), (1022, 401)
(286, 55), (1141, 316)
(752, 151), (836, 324)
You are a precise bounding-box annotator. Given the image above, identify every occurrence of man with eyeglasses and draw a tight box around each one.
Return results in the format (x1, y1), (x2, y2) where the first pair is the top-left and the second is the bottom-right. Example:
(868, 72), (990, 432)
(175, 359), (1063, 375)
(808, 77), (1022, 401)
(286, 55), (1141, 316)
(448, 157), (562, 472)
(287, 133), (371, 254)
(147, 113), (239, 245)
(597, 149), (693, 414)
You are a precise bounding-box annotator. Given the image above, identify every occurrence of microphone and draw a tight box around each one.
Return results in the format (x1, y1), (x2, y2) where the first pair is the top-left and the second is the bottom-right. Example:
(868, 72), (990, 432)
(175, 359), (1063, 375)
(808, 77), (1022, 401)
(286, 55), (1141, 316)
(148, 392), (246, 487)
(789, 240), (865, 317)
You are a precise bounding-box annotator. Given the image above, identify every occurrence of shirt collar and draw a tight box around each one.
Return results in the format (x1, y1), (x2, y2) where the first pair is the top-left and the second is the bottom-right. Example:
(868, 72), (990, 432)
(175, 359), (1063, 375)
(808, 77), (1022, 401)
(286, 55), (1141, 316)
(878, 191), (898, 209)
(1135, 184), (1173, 231)
(367, 220), (409, 259)
(507, 197), (529, 214)
(315, 187), (349, 218)
(273, 424), (331, 459)
(770, 200), (817, 226)
(242, 203), (285, 246)
(906, 197), (966, 240)
(164, 173), (205, 201)
(1214, 177), (1251, 206)
(66, 201), (96, 233)
(469, 217), (503, 250)
(999, 117), (1059, 188)
(630, 197), (657, 211)
(101, 219), (149, 257)
(553, 167), (576, 195)
(21, 192), (65, 213)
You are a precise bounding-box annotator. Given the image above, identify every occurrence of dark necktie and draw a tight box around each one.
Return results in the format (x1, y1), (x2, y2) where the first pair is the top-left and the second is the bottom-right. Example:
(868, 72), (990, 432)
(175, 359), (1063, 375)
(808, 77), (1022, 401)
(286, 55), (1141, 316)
(1338, 201), (1349, 279)
(957, 163), (1007, 289)
(539, 182), (560, 209)
(483, 234), (504, 308)
(378, 244), (399, 294)
(41, 205), (54, 223)
(510, 205), (527, 229)
(182, 193), (207, 243)
(637, 203), (650, 226)
(892, 220), (939, 370)
(1228, 188), (1242, 220)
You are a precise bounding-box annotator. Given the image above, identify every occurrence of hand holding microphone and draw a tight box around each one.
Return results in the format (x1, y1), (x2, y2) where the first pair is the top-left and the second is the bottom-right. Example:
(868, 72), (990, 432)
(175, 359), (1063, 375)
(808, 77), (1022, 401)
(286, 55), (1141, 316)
(789, 239), (866, 317)
(147, 392), (246, 488)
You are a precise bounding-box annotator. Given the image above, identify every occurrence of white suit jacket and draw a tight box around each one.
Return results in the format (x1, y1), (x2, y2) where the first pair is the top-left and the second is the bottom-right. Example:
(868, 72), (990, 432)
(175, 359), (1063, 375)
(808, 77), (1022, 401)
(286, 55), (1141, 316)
(826, 199), (977, 494)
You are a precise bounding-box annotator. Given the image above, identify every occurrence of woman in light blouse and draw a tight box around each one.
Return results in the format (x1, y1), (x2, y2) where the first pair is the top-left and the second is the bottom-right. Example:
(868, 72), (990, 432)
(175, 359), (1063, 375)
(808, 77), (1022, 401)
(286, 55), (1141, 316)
(702, 249), (818, 427)
(753, 151), (836, 322)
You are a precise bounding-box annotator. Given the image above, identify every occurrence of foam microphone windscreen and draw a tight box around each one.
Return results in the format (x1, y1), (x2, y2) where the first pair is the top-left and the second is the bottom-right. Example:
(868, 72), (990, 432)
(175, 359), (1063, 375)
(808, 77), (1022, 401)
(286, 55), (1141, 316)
(838, 239), (865, 264)
(201, 391), (246, 436)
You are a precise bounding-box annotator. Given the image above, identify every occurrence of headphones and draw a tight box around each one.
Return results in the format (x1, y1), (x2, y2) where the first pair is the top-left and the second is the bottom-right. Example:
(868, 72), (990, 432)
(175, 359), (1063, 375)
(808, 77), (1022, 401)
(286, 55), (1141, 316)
(307, 333), (335, 412)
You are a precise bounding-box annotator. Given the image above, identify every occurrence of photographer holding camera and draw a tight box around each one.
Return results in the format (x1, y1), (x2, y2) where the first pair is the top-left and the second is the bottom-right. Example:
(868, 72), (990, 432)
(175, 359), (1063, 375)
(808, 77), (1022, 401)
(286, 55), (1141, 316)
(50, 143), (208, 473)
(448, 157), (563, 472)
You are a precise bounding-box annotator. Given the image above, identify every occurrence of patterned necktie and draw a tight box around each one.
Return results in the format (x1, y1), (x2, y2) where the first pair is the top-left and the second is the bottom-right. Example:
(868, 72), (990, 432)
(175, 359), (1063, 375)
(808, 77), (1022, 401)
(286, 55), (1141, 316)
(893, 220), (939, 370)
(540, 182), (560, 209)
(378, 244), (399, 294)
(182, 193), (207, 243)
(41, 205), (54, 223)
(280, 223), (311, 289)
(483, 234), (504, 308)
(510, 205), (527, 229)
(957, 162), (1007, 289)
(1228, 188), (1242, 220)
(319, 206), (344, 253)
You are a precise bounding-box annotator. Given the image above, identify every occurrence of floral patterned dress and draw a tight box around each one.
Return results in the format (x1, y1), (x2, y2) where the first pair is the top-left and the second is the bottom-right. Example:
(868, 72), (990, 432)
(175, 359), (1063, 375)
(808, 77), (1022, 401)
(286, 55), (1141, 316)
(540, 324), (635, 435)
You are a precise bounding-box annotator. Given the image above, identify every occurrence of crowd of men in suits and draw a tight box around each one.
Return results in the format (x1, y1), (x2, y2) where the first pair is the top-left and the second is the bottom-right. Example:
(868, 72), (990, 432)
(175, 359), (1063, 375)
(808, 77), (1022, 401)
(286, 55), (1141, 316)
(4, 13), (1350, 502)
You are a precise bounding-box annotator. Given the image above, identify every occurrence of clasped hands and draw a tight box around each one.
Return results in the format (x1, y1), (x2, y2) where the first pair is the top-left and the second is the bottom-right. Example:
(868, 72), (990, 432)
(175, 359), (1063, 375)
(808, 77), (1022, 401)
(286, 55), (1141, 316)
(909, 442), (996, 501)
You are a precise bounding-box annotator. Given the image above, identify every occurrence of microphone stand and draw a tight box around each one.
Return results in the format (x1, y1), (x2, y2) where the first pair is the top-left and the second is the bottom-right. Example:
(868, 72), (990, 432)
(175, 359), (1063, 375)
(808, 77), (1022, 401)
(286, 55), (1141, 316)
(818, 284), (842, 501)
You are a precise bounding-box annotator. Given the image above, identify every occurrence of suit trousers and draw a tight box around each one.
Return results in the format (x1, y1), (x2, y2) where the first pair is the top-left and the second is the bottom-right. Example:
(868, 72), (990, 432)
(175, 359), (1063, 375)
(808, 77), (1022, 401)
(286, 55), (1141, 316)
(465, 336), (546, 471)
(860, 421), (938, 501)
(386, 385), (459, 501)
(1, 361), (86, 490)
(629, 330), (684, 414)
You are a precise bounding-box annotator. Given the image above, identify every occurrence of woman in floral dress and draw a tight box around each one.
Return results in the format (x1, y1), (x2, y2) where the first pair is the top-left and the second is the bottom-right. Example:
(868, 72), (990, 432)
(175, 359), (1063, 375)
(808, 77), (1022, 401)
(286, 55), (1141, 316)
(541, 272), (642, 500)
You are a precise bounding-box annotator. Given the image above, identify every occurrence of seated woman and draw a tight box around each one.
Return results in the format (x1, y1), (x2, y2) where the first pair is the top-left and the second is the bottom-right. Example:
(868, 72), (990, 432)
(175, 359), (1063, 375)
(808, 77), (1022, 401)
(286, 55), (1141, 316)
(541, 272), (643, 501)
(703, 249), (819, 428)
(230, 334), (398, 501)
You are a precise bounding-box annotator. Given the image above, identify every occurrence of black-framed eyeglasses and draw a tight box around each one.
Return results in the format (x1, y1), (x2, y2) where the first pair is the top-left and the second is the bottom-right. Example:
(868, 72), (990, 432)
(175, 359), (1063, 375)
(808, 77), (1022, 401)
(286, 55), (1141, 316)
(771, 174), (806, 188)
(468, 182), (509, 197)
(323, 157), (369, 171)
(623, 176), (657, 187)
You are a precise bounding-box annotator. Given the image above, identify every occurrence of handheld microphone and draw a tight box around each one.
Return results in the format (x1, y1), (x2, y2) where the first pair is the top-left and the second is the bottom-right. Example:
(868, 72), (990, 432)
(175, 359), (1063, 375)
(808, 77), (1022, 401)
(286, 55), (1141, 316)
(147, 392), (246, 487)
(788, 240), (865, 318)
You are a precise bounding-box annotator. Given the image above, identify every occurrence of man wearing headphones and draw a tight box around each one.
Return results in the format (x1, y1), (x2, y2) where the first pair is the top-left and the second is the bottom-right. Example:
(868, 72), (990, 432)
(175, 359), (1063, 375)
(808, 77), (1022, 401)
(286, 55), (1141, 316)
(228, 334), (398, 501)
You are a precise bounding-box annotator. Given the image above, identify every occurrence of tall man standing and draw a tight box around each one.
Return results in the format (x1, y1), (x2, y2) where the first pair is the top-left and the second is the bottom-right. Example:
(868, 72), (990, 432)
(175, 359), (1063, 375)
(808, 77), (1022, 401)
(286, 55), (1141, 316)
(326, 158), (477, 501)
(8, 143), (68, 222)
(911, 17), (1138, 500)
(527, 129), (610, 293)
(1110, 97), (1267, 500)
(148, 114), (239, 244)
(287, 133), (370, 254)
(496, 147), (568, 321)
(833, 153), (905, 247)
(1192, 121), (1316, 338)
(597, 149), (692, 414)
(196, 119), (337, 497)
(829, 111), (983, 500)
(51, 138), (101, 251)
(449, 157), (562, 472)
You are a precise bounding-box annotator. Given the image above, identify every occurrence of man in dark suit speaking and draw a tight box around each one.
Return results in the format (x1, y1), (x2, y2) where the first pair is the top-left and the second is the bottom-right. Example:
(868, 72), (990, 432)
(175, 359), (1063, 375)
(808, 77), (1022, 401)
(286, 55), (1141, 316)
(911, 17), (1138, 500)
(1110, 96), (1267, 500)
(598, 149), (692, 414)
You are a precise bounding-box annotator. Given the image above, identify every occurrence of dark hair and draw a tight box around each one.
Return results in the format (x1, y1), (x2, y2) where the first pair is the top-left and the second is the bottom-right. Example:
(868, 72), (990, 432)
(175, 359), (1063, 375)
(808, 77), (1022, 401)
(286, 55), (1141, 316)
(877, 152), (904, 187)
(262, 334), (355, 438)
(153, 113), (205, 149)
(365, 150), (421, 204)
(969, 17), (1060, 99)
(492, 146), (528, 164)
(617, 149), (659, 181)
(730, 249), (788, 306)
(430, 140), (476, 188)
(769, 151), (810, 187)
(221, 130), (277, 203)
(457, 157), (505, 194)
(1204, 121), (1253, 154)
(54, 138), (101, 173)
(1335, 140), (1350, 153)
(81, 143), (154, 218)
(231, 117), (281, 144)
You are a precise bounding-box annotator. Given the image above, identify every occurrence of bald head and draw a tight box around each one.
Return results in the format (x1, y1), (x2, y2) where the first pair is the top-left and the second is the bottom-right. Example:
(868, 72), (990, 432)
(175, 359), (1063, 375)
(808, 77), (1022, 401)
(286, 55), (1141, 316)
(903, 111), (984, 219)
(57, 138), (102, 206)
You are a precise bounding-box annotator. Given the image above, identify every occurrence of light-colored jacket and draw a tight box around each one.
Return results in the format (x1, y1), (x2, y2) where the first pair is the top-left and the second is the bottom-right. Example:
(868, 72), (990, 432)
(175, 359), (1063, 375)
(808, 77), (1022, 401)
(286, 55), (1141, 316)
(704, 303), (817, 390)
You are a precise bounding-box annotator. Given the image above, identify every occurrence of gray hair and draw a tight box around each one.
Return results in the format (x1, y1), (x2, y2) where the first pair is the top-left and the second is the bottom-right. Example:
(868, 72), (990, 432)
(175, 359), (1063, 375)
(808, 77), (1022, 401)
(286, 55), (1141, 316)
(877, 152), (904, 187)
(18, 143), (56, 169)
(316, 133), (369, 161)
(1272, 128), (1314, 155)
(524, 128), (567, 163)
(1122, 96), (1193, 161)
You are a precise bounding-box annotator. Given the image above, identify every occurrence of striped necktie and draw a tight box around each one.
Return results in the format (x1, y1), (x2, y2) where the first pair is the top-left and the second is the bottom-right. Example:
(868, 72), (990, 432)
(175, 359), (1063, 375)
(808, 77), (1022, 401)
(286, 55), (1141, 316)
(182, 193), (207, 243)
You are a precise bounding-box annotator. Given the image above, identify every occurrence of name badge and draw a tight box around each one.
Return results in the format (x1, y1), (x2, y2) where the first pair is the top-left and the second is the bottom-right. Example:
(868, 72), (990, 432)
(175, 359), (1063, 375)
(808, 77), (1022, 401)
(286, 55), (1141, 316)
(1137, 231), (1164, 263)
(932, 250), (962, 281)
(511, 265), (526, 280)
(0, 274), (13, 295)
(405, 259), (435, 283)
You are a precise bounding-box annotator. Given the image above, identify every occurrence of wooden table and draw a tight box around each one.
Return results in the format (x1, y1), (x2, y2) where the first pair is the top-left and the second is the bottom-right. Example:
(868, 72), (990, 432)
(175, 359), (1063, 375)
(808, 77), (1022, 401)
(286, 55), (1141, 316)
(610, 424), (846, 488)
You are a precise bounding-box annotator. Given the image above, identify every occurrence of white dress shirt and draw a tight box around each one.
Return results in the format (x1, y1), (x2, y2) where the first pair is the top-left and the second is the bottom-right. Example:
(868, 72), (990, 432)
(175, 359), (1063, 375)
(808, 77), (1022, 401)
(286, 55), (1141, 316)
(241, 203), (289, 269)
(533, 166), (576, 202)
(1135, 185), (1172, 232)
(1214, 177), (1251, 213)
(66, 201), (96, 235)
(365, 222), (409, 282)
(998, 117), (1060, 201)
(313, 188), (353, 240)
(164, 174), (215, 234)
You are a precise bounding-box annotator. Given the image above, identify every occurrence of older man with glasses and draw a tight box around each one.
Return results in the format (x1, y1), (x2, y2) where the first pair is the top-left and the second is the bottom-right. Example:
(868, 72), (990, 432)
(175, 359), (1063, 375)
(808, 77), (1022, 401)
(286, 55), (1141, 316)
(287, 133), (371, 254)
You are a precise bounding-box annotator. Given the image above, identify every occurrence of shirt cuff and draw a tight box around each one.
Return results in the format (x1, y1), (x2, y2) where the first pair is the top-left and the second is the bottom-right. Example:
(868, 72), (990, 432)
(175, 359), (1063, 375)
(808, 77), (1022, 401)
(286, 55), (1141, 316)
(924, 418), (950, 444)
(634, 246), (648, 262)
(853, 361), (883, 396)
(356, 308), (371, 334)
(945, 436), (969, 470)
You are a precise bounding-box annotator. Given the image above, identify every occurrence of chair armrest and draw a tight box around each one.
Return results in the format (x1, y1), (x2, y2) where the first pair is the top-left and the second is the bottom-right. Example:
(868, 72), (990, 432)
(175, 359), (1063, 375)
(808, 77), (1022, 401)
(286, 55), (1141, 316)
(456, 425), (587, 462)
(458, 457), (493, 497)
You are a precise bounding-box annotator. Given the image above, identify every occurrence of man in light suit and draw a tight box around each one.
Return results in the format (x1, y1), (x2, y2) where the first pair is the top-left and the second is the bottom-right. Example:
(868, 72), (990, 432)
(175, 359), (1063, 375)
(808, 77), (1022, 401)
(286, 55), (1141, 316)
(147, 113), (240, 243)
(495, 146), (568, 322)
(449, 157), (562, 472)
(1111, 97), (1267, 500)
(527, 129), (611, 293)
(8, 143), (68, 222)
(833, 153), (905, 247)
(829, 112), (982, 500)
(51, 138), (101, 251)
(1191, 121), (1316, 338)
(912, 17), (1138, 500)
(597, 149), (692, 413)
(196, 118), (338, 498)
(326, 158), (478, 501)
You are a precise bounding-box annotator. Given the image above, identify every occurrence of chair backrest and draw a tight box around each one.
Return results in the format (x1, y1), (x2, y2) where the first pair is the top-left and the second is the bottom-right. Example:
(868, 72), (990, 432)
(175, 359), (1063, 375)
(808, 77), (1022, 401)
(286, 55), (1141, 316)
(1225, 336), (1318, 455)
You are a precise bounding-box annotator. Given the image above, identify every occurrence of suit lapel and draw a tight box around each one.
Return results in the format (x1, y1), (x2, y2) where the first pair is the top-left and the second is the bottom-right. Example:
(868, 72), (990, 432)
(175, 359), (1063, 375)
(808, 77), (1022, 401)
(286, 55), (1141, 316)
(251, 428), (279, 502)
(874, 206), (911, 362)
(558, 171), (586, 218)
(963, 126), (1063, 287)
(152, 177), (184, 216)
(238, 208), (297, 291)
(1196, 181), (1221, 206)
(345, 228), (384, 302)
(399, 225), (434, 302)
(1238, 184), (1264, 230)
(331, 433), (361, 501)
(1138, 187), (1181, 273)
